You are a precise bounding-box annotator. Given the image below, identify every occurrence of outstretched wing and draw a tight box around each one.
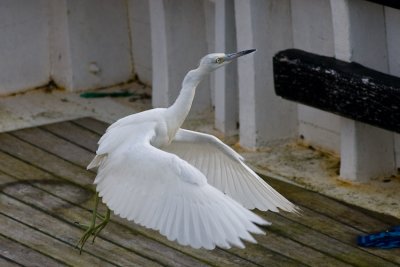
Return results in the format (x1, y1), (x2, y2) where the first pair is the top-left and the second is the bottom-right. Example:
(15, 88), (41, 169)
(89, 122), (268, 249)
(162, 129), (298, 213)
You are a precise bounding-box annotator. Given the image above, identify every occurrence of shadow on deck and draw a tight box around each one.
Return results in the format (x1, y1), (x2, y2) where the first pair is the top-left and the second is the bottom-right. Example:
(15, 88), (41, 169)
(0, 118), (399, 266)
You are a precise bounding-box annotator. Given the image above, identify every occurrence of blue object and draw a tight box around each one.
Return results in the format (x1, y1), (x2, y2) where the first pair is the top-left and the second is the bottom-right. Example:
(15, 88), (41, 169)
(358, 226), (400, 249)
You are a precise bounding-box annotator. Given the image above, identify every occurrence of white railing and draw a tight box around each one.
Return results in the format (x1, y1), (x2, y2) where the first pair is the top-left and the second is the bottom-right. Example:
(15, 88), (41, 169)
(0, 0), (399, 181)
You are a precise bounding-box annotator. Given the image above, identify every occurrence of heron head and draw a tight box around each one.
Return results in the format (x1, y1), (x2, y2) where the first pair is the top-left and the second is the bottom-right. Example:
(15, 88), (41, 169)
(198, 49), (256, 72)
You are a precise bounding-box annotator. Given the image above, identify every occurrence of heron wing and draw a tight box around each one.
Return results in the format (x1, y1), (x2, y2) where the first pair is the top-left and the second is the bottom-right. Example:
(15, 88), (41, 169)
(163, 129), (298, 212)
(91, 123), (269, 249)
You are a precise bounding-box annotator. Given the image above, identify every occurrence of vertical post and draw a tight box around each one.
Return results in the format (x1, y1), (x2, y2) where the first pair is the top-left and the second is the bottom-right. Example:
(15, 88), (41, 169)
(150, 0), (211, 112)
(214, 0), (238, 135)
(0, 1), (49, 94)
(127, 0), (152, 85)
(235, 0), (296, 149)
(385, 7), (400, 169)
(330, 0), (396, 181)
(291, 0), (340, 153)
(50, 0), (132, 91)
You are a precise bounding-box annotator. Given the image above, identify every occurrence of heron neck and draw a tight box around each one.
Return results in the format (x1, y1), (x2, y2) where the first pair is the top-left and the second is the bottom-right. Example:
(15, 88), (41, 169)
(167, 68), (207, 129)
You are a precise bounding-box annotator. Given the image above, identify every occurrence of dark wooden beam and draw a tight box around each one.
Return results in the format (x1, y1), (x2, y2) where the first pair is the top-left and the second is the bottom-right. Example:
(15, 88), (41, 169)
(364, 0), (400, 10)
(273, 49), (400, 134)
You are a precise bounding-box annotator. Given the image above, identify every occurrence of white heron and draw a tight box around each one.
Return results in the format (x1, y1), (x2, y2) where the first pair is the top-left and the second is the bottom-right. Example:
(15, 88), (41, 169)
(77, 49), (298, 252)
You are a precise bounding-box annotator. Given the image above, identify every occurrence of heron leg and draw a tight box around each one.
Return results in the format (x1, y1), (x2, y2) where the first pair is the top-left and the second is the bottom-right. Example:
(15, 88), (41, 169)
(76, 192), (110, 254)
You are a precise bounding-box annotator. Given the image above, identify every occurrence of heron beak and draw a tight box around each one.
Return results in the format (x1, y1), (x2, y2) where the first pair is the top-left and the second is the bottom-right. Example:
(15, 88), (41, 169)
(225, 49), (256, 61)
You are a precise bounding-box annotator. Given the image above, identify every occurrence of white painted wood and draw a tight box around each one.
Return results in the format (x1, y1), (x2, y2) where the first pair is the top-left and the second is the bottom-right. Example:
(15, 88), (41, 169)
(0, 1), (50, 95)
(214, 0), (238, 135)
(291, 0), (341, 153)
(385, 7), (400, 169)
(150, 0), (211, 112)
(203, 0), (216, 107)
(50, 0), (132, 91)
(331, 0), (396, 181)
(235, 0), (297, 149)
(49, 0), (72, 89)
(127, 0), (152, 85)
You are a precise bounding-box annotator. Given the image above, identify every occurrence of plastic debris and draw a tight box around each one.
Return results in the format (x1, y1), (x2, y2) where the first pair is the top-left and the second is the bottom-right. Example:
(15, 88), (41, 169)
(80, 91), (135, 98)
(358, 226), (400, 249)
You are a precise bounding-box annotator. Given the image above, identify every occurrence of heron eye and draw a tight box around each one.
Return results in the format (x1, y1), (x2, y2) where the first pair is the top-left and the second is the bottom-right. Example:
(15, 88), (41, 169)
(215, 58), (224, 64)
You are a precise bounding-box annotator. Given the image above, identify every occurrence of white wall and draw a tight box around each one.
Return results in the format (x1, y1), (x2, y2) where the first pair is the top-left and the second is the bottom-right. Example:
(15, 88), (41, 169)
(51, 0), (132, 91)
(0, 1), (150, 94)
(0, 0), (399, 180)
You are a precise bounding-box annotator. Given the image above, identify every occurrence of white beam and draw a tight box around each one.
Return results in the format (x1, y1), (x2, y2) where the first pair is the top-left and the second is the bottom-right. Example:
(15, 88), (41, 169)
(150, 0), (211, 112)
(214, 0), (238, 135)
(235, 0), (297, 149)
(331, 0), (396, 181)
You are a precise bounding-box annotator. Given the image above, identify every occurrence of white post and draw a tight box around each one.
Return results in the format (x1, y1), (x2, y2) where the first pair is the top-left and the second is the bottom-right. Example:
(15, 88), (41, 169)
(50, 0), (132, 91)
(291, 0), (341, 153)
(330, 0), (396, 181)
(214, 0), (238, 135)
(150, 0), (211, 112)
(127, 0), (152, 85)
(235, 0), (297, 149)
(0, 1), (49, 95)
(385, 7), (400, 170)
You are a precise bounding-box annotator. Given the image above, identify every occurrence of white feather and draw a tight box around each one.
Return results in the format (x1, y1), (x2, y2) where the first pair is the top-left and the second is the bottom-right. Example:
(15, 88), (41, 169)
(87, 51), (297, 250)
(163, 129), (298, 213)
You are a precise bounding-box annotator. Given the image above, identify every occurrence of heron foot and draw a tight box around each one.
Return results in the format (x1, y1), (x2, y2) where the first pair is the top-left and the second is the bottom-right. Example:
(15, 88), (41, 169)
(76, 193), (111, 254)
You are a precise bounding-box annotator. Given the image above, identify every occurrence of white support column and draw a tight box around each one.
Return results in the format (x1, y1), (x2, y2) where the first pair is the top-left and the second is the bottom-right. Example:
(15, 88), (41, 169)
(150, 0), (211, 112)
(235, 0), (297, 149)
(385, 7), (400, 169)
(50, 0), (132, 91)
(0, 1), (49, 95)
(330, 0), (396, 181)
(203, 0), (216, 106)
(127, 0), (152, 85)
(291, 0), (341, 153)
(214, 0), (238, 135)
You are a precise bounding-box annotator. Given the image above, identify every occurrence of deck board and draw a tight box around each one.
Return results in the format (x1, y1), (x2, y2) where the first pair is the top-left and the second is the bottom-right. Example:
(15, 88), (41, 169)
(1, 118), (400, 266)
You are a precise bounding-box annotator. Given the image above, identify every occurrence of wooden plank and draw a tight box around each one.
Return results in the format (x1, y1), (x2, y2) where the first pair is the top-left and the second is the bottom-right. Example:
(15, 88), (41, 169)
(73, 117), (109, 135)
(0, 192), (184, 266)
(5, 125), (316, 266)
(0, 234), (68, 267)
(0, 156), (259, 266)
(0, 121), (400, 266)
(265, 178), (400, 263)
(67, 119), (398, 230)
(0, 168), (212, 267)
(15, 122), (348, 266)
(277, 202), (400, 264)
(0, 214), (116, 267)
(1, 194), (160, 267)
(37, 120), (400, 264)
(273, 49), (400, 134)
(263, 176), (397, 231)
(0, 256), (22, 267)
(41, 121), (100, 152)
(12, 127), (93, 167)
(0, 133), (95, 188)
(261, 212), (398, 267)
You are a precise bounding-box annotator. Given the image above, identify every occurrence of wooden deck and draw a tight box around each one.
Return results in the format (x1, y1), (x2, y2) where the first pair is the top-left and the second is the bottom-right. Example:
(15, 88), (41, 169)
(1, 117), (399, 267)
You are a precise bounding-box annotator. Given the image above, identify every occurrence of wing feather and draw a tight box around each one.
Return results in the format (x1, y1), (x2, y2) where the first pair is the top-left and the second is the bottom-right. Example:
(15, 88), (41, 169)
(89, 123), (269, 249)
(163, 129), (298, 213)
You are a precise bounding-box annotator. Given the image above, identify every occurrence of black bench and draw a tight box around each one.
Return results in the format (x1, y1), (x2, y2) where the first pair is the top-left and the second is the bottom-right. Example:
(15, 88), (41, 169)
(273, 49), (400, 134)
